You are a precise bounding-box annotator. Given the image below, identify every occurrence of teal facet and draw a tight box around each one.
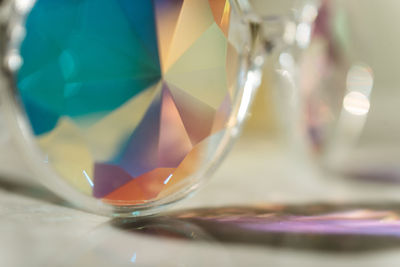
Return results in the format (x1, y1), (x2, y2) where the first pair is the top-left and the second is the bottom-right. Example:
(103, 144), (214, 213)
(18, 0), (161, 135)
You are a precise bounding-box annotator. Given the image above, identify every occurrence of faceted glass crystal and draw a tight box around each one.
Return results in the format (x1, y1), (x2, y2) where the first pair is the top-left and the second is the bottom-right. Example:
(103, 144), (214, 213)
(17, 0), (244, 205)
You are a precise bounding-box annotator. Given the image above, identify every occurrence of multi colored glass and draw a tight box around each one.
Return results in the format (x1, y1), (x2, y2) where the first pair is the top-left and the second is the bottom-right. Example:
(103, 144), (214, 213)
(17, 0), (241, 205)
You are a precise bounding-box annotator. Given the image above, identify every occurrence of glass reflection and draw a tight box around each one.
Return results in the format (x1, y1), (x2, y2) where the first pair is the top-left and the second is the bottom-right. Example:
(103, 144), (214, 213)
(51, 204), (400, 266)
(141, 204), (400, 250)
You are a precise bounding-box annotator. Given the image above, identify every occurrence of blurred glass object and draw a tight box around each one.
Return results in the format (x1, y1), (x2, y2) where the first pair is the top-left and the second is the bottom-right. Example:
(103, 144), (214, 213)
(243, 0), (319, 138)
(276, 0), (400, 182)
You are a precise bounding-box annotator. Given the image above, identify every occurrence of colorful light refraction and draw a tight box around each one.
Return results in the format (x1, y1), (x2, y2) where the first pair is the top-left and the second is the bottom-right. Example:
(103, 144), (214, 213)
(17, 0), (239, 205)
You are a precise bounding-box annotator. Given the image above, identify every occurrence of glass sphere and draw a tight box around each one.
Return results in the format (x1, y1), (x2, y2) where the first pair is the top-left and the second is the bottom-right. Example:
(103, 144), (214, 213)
(2, 0), (262, 216)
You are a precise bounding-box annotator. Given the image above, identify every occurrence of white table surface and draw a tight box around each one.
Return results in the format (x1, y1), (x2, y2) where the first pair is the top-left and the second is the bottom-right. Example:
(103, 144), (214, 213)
(2, 133), (400, 267)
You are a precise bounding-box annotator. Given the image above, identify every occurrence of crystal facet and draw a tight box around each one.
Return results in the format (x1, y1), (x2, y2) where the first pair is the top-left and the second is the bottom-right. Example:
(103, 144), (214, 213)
(17, 0), (239, 205)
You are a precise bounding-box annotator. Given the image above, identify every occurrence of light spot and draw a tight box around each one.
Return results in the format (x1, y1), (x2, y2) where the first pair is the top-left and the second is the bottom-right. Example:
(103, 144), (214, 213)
(5, 52), (22, 71)
(279, 52), (294, 70)
(130, 253), (137, 263)
(15, 0), (35, 13)
(343, 91), (370, 116)
(83, 170), (94, 187)
(164, 174), (173, 185)
(131, 211), (140, 216)
(301, 4), (318, 23)
(238, 70), (261, 122)
(296, 23), (311, 48)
